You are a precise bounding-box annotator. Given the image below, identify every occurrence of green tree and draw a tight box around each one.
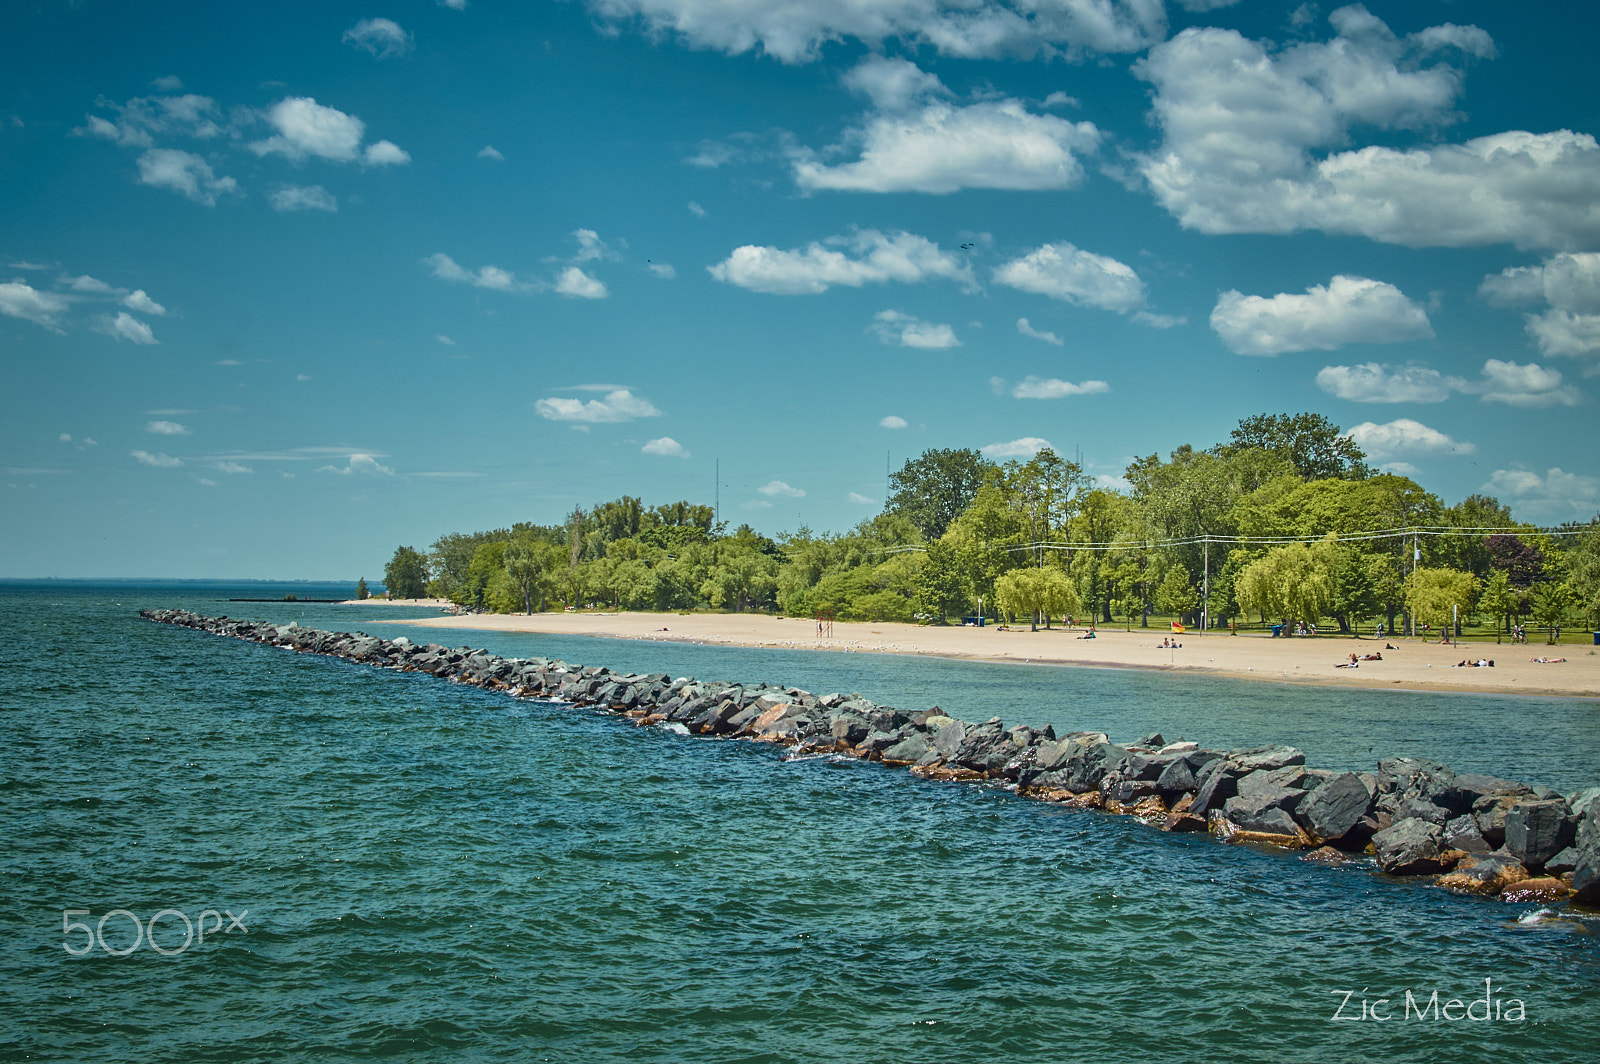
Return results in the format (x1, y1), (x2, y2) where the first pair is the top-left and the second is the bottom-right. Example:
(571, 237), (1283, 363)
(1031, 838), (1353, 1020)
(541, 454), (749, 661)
(383, 546), (428, 600)
(1406, 567), (1479, 634)
(1153, 565), (1198, 618)
(1530, 581), (1577, 643)
(1478, 569), (1516, 643)
(917, 539), (971, 621)
(995, 566), (1080, 631)
(355, 577), (369, 600)
(1223, 412), (1372, 480)
(887, 448), (994, 540)
(1235, 542), (1334, 626)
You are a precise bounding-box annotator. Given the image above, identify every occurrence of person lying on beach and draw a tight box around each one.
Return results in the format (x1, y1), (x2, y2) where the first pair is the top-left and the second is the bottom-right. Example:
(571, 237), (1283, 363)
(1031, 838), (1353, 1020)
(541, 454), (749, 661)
(1335, 659), (1358, 668)
(1384, 643), (1398, 650)
(1530, 656), (1568, 663)
(1455, 659), (1496, 667)
(1359, 652), (1383, 661)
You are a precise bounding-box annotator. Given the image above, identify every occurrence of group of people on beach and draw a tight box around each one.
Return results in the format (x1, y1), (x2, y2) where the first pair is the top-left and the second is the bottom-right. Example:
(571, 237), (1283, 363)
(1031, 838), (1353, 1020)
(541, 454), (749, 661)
(1453, 658), (1495, 668)
(1160, 636), (1182, 648)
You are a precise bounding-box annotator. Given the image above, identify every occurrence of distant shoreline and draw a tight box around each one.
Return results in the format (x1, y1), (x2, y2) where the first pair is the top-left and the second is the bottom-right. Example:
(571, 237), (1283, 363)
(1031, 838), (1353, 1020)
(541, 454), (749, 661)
(358, 608), (1600, 700)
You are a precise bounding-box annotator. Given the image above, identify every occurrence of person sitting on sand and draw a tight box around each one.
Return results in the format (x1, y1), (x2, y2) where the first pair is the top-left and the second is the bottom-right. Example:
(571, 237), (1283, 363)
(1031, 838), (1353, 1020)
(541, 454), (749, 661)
(1079, 628), (1097, 640)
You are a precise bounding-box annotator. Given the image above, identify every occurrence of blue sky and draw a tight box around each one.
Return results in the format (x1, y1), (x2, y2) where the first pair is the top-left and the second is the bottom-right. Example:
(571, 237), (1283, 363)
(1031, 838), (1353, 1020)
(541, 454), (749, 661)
(3, 0), (1599, 578)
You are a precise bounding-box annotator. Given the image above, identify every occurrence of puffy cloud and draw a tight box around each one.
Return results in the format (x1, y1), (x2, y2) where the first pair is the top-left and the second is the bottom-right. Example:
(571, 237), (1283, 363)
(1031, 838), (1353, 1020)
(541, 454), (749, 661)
(869, 309), (959, 349)
(136, 148), (239, 205)
(554, 266), (609, 299)
(0, 281), (69, 328)
(123, 289), (166, 315)
(1010, 376), (1110, 399)
(534, 388), (661, 423)
(1134, 11), (1600, 251)
(343, 18), (413, 59)
(879, 415), (908, 429)
(647, 262), (676, 279)
(982, 437), (1052, 458)
(710, 229), (972, 295)
(363, 140), (411, 166)
(319, 453), (396, 476)
(642, 436), (691, 458)
(1211, 276), (1432, 356)
(993, 242), (1145, 313)
(252, 98), (370, 163)
(63, 274), (113, 293)
(1477, 359), (1583, 408)
(99, 312), (157, 344)
(1483, 467), (1600, 523)
(758, 479), (805, 497)
(145, 420), (190, 435)
(570, 228), (617, 263)
(583, 0), (1166, 64)
(130, 449), (183, 468)
(1344, 418), (1474, 460)
(1480, 253), (1600, 373)
(1316, 362), (1465, 403)
(269, 184), (338, 212)
(792, 57), (1101, 194)
(1016, 317), (1063, 345)
(425, 253), (522, 291)
(848, 492), (876, 505)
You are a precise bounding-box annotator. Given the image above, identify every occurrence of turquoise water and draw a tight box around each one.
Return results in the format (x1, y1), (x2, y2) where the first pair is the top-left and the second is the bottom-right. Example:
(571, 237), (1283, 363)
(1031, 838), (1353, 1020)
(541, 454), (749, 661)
(3, 583), (1598, 1063)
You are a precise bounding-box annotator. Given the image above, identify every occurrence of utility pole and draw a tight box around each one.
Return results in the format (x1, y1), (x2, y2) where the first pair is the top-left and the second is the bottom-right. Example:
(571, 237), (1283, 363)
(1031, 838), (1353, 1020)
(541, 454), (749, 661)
(1202, 536), (1210, 633)
(715, 458), (720, 528)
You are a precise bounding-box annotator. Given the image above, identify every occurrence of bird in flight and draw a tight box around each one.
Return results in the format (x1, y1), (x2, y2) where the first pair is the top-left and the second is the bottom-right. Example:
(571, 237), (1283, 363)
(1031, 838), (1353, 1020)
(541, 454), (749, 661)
(960, 243), (974, 250)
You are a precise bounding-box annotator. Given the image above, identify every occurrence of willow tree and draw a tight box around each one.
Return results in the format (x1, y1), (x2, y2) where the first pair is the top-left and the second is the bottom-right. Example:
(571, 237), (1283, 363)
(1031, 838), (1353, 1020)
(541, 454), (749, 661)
(1406, 567), (1479, 636)
(995, 566), (1080, 631)
(1235, 541), (1334, 626)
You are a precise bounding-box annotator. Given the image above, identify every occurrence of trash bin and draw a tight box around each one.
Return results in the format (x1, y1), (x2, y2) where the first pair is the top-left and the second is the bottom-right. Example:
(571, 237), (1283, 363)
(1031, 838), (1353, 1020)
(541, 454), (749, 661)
(1593, 631), (1599, 646)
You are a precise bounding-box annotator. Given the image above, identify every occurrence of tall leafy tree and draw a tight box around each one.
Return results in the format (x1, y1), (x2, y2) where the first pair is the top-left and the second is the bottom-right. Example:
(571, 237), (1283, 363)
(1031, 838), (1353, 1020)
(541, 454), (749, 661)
(383, 546), (428, 600)
(1223, 412), (1372, 481)
(887, 448), (994, 541)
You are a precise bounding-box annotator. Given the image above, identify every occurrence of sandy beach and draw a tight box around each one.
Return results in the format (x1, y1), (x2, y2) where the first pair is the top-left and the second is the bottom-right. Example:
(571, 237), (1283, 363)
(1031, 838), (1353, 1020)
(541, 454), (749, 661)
(348, 604), (1600, 699)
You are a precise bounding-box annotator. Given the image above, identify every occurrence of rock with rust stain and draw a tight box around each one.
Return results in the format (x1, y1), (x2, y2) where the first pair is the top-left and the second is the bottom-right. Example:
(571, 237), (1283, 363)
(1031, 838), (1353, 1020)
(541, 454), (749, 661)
(1436, 852), (1529, 895)
(1499, 876), (1571, 903)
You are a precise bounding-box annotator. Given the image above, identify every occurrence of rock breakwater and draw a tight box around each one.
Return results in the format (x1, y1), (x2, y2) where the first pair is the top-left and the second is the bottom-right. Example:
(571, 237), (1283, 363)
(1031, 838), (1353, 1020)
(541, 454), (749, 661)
(142, 608), (1600, 909)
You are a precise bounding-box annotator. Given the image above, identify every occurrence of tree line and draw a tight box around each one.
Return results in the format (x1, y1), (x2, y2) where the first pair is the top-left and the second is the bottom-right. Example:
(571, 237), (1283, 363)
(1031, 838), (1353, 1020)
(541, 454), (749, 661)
(383, 412), (1600, 640)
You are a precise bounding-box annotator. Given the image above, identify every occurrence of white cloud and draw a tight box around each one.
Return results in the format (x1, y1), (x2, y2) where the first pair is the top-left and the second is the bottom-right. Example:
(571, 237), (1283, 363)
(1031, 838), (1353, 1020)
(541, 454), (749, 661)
(584, 0), (1167, 64)
(63, 274), (113, 293)
(642, 436), (690, 458)
(646, 262), (676, 279)
(123, 289), (166, 315)
(869, 309), (959, 349)
(78, 92), (225, 148)
(879, 415), (908, 429)
(848, 492), (877, 505)
(710, 229), (971, 295)
(743, 499), (774, 510)
(554, 266), (609, 299)
(59, 433), (98, 451)
(1478, 359), (1583, 408)
(1016, 317), (1062, 345)
(252, 97), (370, 163)
(269, 184), (338, 212)
(1133, 12), (1600, 251)
(1132, 310), (1184, 329)
(478, 145), (504, 161)
(435, 334), (455, 345)
(216, 461), (252, 474)
(1211, 276), (1433, 356)
(150, 75), (183, 91)
(1316, 362), (1465, 403)
(0, 281), (69, 328)
(425, 253), (522, 291)
(792, 57), (1102, 194)
(319, 453), (396, 476)
(136, 148), (239, 205)
(687, 201), (706, 218)
(362, 140), (411, 166)
(758, 479), (805, 498)
(1011, 376), (1110, 399)
(1480, 253), (1600, 373)
(146, 420), (190, 435)
(297, 374), (312, 382)
(1379, 461), (1420, 477)
(1484, 467), (1600, 523)
(982, 436), (1052, 458)
(131, 449), (183, 468)
(343, 18), (413, 59)
(440, 0), (467, 8)
(99, 312), (157, 345)
(534, 388), (661, 423)
(1345, 418), (1475, 460)
(993, 242), (1145, 313)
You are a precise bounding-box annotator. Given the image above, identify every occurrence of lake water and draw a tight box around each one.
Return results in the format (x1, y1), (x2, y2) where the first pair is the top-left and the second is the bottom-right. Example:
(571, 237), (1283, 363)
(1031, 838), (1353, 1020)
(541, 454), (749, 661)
(3, 583), (1597, 1063)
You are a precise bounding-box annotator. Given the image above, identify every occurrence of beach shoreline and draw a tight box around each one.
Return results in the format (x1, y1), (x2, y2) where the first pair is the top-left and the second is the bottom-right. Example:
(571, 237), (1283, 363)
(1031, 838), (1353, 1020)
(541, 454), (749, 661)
(346, 605), (1600, 700)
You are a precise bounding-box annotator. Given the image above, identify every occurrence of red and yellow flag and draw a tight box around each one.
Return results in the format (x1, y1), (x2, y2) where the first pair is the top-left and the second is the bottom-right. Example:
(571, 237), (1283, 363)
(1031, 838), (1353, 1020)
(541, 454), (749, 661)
(1171, 621), (1186, 633)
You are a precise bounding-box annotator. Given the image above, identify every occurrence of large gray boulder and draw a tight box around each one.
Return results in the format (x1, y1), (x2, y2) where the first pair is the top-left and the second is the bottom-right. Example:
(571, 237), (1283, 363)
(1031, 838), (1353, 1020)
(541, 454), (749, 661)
(1227, 745), (1306, 773)
(1437, 773), (1529, 815)
(1294, 772), (1372, 843)
(1504, 798), (1575, 867)
(1371, 817), (1452, 875)
(1377, 757), (1456, 806)
(1575, 805), (1600, 905)
(1442, 814), (1493, 854)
